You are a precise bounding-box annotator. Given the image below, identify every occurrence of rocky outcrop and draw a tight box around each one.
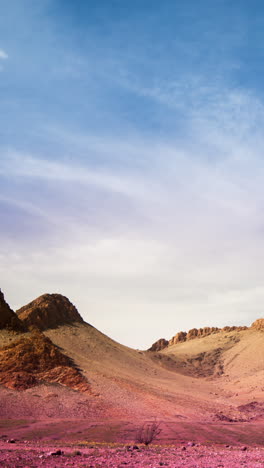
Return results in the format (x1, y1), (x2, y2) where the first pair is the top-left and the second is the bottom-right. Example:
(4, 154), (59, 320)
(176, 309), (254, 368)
(148, 338), (168, 352)
(0, 330), (90, 392)
(222, 326), (247, 332)
(251, 319), (264, 331)
(16, 293), (84, 331)
(169, 331), (187, 345)
(151, 324), (249, 350)
(0, 289), (25, 331)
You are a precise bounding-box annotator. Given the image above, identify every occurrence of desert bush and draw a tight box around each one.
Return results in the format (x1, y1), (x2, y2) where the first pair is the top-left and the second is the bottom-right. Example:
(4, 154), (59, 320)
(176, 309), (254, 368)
(135, 420), (161, 446)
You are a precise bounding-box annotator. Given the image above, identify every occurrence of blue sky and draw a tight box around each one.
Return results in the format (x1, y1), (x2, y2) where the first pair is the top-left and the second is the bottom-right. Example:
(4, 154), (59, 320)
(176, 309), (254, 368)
(1, 0), (264, 348)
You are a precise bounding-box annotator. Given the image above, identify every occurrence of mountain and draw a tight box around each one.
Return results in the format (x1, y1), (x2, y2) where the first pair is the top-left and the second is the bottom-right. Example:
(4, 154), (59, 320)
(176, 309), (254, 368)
(0, 292), (89, 394)
(0, 288), (264, 444)
(0, 289), (25, 331)
(16, 293), (83, 330)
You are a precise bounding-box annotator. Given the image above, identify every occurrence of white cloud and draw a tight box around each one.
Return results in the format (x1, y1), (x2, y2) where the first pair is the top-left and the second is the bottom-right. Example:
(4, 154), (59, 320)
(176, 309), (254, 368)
(0, 49), (8, 59)
(2, 81), (264, 348)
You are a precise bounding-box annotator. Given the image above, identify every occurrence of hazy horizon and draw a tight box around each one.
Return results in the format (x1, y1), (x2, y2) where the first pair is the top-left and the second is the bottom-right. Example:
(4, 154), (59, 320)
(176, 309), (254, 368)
(1, 1), (264, 348)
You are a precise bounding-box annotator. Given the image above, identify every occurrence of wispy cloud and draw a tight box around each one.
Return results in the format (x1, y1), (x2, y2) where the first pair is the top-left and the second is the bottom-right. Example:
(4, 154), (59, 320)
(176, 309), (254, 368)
(0, 149), (158, 202)
(0, 49), (8, 59)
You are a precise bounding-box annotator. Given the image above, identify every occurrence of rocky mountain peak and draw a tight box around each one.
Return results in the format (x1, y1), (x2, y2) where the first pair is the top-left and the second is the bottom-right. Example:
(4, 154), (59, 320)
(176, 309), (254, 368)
(16, 293), (84, 331)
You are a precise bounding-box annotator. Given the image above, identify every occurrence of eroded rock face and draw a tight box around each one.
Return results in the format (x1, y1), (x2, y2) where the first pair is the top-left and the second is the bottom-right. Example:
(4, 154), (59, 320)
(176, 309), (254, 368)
(251, 319), (264, 331)
(0, 330), (90, 391)
(155, 324), (249, 350)
(169, 331), (187, 345)
(16, 293), (84, 331)
(148, 338), (168, 351)
(0, 290), (25, 331)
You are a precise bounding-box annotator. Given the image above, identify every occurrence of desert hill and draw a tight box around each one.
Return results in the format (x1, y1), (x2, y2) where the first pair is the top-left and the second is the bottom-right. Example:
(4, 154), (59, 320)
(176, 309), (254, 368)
(16, 293), (83, 330)
(149, 322), (264, 386)
(0, 292), (89, 395)
(0, 289), (264, 444)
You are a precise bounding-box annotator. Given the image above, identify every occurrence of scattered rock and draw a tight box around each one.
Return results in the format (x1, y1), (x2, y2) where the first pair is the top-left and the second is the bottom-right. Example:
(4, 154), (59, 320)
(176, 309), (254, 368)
(187, 442), (195, 447)
(47, 449), (64, 456)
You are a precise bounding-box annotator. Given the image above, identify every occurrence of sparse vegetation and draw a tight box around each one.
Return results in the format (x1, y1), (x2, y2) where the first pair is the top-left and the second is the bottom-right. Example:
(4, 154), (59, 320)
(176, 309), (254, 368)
(135, 420), (161, 446)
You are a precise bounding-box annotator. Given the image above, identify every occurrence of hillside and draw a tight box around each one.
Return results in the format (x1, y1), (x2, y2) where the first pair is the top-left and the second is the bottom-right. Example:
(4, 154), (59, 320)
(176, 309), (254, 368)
(0, 289), (264, 443)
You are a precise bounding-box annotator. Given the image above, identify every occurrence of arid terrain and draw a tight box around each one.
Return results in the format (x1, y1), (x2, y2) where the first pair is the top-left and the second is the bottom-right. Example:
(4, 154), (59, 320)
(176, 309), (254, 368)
(0, 288), (264, 466)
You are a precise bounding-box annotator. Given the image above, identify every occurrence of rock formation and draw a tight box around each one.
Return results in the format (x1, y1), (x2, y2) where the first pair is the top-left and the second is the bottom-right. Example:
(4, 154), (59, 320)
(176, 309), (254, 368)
(148, 338), (168, 351)
(150, 325), (248, 350)
(169, 331), (187, 345)
(16, 293), (83, 330)
(0, 330), (90, 392)
(251, 319), (264, 331)
(0, 289), (25, 331)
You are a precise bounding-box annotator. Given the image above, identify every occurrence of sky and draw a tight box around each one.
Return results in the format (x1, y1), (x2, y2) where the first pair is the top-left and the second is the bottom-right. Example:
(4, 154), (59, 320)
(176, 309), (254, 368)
(1, 0), (264, 348)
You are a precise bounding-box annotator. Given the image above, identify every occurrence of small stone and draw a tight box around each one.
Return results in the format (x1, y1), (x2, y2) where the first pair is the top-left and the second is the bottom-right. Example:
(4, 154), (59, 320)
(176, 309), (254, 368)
(187, 442), (195, 447)
(47, 449), (63, 456)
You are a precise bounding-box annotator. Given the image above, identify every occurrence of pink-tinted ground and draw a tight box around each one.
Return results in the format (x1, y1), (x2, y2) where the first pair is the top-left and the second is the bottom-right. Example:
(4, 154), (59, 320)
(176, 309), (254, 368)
(1, 420), (264, 468)
(0, 440), (264, 467)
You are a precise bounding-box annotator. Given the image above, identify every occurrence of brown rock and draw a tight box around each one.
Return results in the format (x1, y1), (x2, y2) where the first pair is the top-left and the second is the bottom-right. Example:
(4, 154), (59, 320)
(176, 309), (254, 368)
(251, 318), (264, 331)
(186, 328), (198, 340)
(169, 331), (187, 345)
(17, 293), (83, 331)
(0, 330), (90, 392)
(0, 289), (25, 331)
(197, 327), (219, 337)
(148, 338), (168, 351)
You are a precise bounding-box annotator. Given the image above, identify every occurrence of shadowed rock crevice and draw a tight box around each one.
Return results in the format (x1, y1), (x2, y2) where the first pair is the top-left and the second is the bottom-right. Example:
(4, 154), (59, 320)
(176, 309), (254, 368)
(0, 289), (25, 332)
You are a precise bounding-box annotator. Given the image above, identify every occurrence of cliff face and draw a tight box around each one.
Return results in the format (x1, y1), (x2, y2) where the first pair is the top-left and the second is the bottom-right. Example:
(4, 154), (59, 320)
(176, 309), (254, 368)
(16, 293), (84, 331)
(0, 289), (25, 331)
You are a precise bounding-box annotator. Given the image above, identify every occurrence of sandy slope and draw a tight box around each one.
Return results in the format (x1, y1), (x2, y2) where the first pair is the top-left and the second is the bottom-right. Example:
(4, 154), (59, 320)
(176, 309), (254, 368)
(43, 323), (264, 423)
(0, 318), (264, 444)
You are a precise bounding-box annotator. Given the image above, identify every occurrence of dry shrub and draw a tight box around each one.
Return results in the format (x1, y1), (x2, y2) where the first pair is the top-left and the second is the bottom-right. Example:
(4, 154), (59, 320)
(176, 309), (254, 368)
(135, 420), (161, 446)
